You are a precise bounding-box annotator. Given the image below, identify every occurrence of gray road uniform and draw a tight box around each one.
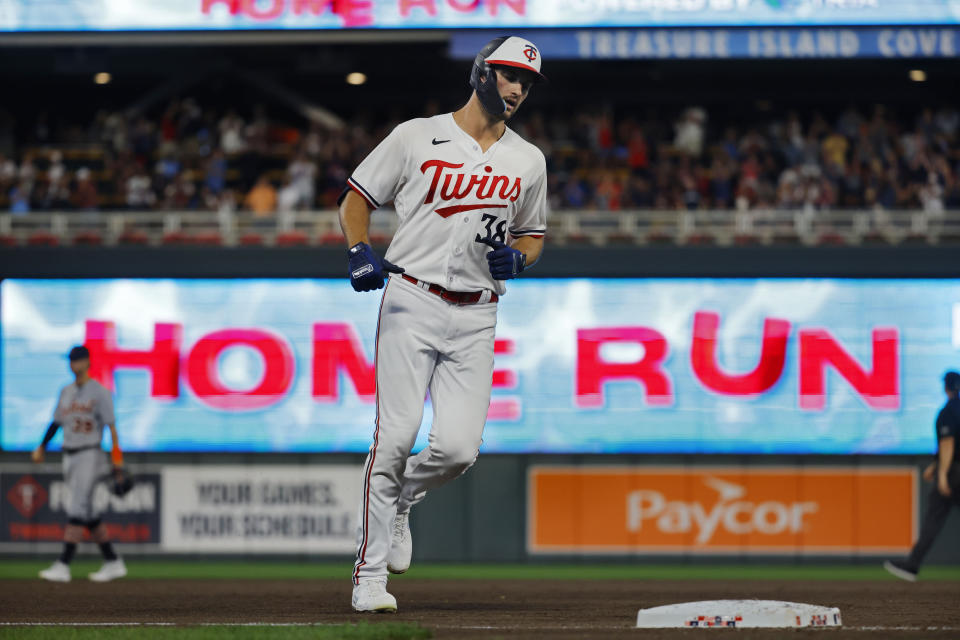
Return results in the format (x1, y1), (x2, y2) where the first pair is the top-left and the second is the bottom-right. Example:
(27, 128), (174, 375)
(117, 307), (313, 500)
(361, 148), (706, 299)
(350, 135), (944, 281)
(53, 380), (115, 521)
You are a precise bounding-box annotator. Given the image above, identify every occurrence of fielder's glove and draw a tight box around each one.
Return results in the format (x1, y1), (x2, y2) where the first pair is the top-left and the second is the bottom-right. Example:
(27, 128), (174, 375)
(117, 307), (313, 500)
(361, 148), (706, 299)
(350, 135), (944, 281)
(347, 242), (404, 292)
(479, 238), (526, 280)
(111, 466), (135, 498)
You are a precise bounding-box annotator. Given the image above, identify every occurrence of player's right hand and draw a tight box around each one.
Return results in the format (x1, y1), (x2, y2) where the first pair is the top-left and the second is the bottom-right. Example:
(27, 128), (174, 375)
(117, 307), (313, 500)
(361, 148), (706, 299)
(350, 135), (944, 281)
(31, 447), (44, 463)
(347, 242), (404, 292)
(922, 464), (936, 483)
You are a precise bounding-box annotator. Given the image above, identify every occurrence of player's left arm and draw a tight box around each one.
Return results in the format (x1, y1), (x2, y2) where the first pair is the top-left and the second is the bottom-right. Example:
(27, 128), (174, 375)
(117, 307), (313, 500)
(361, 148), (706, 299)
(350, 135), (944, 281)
(937, 436), (954, 497)
(511, 235), (544, 269)
(481, 234), (543, 280)
(107, 422), (124, 467)
(101, 386), (123, 467)
(483, 154), (547, 279)
(936, 411), (958, 496)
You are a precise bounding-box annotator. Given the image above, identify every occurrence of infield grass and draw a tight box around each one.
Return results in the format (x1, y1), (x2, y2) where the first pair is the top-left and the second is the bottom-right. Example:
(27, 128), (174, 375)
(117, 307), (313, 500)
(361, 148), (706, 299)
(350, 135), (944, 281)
(0, 623), (431, 640)
(2, 560), (959, 581)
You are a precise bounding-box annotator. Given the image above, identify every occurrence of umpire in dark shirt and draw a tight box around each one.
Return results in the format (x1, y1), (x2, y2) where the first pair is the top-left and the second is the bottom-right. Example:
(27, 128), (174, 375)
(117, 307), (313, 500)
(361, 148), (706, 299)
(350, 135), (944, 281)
(884, 371), (960, 581)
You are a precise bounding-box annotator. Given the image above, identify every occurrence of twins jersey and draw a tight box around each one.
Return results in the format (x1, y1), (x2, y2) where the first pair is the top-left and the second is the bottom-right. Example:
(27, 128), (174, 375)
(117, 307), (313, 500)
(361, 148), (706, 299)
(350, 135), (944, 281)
(348, 113), (547, 295)
(53, 379), (115, 449)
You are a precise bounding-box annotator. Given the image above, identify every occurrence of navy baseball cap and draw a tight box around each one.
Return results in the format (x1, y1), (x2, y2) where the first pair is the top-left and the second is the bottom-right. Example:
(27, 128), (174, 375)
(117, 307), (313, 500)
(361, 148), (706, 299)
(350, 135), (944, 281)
(945, 371), (960, 391)
(68, 345), (90, 361)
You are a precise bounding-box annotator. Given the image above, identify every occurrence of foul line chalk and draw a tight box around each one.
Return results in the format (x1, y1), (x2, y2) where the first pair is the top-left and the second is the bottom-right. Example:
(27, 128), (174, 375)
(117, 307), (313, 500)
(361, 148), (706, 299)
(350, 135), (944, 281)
(3, 622), (959, 632)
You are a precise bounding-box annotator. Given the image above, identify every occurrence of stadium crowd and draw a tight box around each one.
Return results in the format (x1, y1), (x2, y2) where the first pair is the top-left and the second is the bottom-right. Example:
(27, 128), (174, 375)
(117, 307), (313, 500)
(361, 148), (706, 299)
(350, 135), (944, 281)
(1, 99), (959, 215)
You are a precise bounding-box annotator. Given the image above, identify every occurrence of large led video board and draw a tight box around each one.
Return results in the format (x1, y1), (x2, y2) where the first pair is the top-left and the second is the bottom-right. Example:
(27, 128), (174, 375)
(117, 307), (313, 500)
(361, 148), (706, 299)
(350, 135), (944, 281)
(2, 278), (957, 454)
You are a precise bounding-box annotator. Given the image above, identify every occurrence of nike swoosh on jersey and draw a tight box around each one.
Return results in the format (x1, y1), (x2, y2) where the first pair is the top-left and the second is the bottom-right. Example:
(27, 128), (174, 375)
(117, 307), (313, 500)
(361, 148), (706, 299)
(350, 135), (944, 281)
(434, 203), (507, 218)
(431, 138), (451, 145)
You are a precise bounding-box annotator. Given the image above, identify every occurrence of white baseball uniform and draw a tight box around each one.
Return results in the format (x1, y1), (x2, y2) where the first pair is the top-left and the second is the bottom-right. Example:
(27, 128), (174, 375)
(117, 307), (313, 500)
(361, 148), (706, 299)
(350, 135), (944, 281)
(349, 113), (547, 583)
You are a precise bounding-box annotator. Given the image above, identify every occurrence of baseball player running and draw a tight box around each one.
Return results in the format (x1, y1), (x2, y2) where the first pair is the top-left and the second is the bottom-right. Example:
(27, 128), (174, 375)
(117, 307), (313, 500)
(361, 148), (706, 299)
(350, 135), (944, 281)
(339, 36), (547, 612)
(884, 370), (960, 581)
(32, 345), (128, 583)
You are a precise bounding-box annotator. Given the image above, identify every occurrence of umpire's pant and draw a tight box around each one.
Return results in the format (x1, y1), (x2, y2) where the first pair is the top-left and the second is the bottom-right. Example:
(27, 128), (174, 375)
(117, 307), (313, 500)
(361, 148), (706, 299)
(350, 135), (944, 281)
(905, 463), (960, 571)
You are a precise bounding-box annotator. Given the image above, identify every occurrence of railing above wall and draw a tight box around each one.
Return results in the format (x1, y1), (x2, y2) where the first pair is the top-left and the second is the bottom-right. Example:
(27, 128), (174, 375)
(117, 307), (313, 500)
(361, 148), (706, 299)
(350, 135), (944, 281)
(1, 209), (960, 249)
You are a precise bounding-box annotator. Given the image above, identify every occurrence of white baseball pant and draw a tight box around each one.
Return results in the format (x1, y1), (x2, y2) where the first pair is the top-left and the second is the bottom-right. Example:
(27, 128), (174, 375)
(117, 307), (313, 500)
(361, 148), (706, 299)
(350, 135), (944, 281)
(353, 274), (497, 583)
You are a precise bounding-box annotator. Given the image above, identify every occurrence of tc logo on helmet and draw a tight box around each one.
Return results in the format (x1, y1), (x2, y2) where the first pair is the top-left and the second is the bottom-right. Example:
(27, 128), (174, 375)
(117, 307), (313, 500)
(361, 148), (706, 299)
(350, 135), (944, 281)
(523, 45), (538, 62)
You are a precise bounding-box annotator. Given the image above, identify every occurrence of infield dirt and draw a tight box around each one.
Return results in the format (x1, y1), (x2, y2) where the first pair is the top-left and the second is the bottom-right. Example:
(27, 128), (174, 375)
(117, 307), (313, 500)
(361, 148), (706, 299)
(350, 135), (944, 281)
(2, 578), (959, 639)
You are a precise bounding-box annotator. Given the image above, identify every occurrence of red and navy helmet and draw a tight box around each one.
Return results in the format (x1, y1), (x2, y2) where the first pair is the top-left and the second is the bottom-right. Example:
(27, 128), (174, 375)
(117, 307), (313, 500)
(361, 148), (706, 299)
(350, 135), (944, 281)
(470, 36), (546, 116)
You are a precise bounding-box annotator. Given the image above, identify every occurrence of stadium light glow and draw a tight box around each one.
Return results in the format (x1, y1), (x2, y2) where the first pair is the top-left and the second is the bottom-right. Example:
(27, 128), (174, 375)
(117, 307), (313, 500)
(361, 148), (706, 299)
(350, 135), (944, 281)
(346, 72), (367, 86)
(909, 69), (926, 82)
(93, 72), (112, 85)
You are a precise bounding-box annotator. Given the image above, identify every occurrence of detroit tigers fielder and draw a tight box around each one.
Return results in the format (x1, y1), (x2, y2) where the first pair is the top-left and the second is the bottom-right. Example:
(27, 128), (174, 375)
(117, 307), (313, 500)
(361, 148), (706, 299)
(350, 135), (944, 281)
(33, 345), (127, 583)
(340, 36), (548, 612)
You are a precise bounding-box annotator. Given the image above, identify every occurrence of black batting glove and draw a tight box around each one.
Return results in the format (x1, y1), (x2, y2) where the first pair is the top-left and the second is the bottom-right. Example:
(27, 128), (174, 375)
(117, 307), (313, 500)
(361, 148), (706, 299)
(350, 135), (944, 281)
(479, 238), (526, 280)
(348, 242), (404, 292)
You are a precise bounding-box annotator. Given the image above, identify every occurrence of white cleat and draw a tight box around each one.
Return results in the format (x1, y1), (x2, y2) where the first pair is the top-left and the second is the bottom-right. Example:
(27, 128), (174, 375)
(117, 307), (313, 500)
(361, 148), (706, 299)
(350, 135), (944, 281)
(39, 561), (71, 583)
(352, 577), (398, 613)
(387, 511), (412, 575)
(89, 559), (127, 582)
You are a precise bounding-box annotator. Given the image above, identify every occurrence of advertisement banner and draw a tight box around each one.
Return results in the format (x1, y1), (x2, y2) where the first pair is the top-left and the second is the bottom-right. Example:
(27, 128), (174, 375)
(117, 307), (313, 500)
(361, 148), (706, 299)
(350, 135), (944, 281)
(0, 465), (161, 547)
(3, 278), (959, 454)
(0, 0), (958, 32)
(160, 465), (360, 553)
(452, 27), (960, 60)
(528, 466), (917, 554)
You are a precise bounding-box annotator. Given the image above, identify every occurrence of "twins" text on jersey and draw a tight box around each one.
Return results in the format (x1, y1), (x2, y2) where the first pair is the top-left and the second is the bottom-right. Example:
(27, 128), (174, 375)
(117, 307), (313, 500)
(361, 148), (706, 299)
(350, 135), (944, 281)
(420, 160), (521, 218)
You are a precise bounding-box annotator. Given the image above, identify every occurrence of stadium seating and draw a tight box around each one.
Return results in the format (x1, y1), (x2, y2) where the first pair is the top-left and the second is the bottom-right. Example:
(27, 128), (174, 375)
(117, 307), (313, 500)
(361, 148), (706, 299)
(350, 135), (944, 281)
(72, 231), (103, 246)
(318, 232), (346, 246)
(26, 231), (59, 247)
(118, 229), (150, 245)
(238, 233), (265, 246)
(275, 230), (310, 247)
(3, 101), (957, 222)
